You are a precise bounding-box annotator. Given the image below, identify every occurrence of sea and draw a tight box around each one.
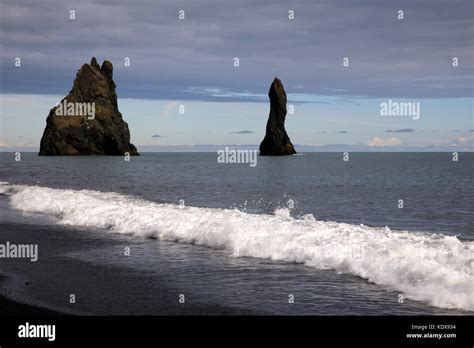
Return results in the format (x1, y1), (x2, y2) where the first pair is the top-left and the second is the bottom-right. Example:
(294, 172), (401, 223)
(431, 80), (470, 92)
(0, 152), (473, 315)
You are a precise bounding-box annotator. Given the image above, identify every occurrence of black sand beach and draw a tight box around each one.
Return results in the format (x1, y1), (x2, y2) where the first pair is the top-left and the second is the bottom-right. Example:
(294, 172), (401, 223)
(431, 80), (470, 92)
(0, 219), (256, 316)
(0, 292), (60, 315)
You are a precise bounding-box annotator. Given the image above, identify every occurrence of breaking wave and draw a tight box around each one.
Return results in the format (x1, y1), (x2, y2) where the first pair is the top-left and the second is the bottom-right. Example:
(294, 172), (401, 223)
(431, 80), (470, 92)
(1, 182), (473, 311)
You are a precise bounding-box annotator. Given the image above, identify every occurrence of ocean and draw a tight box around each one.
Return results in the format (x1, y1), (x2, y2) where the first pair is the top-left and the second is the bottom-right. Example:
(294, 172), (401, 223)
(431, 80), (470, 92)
(0, 152), (473, 315)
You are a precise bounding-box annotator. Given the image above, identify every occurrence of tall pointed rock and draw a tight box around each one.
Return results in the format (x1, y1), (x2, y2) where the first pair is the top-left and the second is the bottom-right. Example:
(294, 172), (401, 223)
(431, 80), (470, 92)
(259, 77), (296, 156)
(39, 57), (138, 155)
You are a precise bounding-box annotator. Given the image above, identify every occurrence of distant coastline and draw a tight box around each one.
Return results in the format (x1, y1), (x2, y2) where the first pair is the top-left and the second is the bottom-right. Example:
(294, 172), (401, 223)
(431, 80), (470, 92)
(2, 145), (473, 153)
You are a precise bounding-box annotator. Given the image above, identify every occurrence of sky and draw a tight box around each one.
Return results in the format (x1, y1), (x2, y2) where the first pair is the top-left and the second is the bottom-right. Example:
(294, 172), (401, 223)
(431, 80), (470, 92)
(0, 0), (473, 149)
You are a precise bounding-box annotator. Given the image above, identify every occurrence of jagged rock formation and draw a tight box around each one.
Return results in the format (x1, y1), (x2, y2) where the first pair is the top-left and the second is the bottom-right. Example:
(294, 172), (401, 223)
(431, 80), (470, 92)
(259, 78), (296, 156)
(39, 57), (138, 155)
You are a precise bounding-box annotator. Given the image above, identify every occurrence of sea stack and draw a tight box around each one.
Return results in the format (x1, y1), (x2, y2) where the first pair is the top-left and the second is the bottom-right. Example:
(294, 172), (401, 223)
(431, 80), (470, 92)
(259, 78), (296, 156)
(39, 57), (138, 155)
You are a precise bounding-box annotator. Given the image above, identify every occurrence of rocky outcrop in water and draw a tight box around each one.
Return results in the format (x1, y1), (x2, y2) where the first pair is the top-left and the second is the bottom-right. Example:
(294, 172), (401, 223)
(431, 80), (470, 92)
(259, 77), (296, 156)
(39, 57), (138, 155)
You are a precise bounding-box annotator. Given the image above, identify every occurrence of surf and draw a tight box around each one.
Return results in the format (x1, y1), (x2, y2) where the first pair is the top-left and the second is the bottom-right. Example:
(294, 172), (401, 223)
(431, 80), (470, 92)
(1, 182), (473, 311)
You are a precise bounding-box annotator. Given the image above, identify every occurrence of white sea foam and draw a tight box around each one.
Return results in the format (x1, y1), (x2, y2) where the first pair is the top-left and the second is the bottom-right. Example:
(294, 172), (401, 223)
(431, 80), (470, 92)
(1, 182), (473, 311)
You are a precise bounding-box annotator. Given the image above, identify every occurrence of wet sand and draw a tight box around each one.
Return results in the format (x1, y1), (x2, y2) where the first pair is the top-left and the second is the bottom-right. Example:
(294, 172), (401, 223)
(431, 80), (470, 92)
(0, 291), (60, 315)
(0, 220), (257, 315)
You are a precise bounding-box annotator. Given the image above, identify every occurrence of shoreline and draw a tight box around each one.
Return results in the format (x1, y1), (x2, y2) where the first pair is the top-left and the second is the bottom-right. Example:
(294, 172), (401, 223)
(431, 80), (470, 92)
(0, 219), (262, 316)
(0, 292), (62, 315)
(0, 187), (472, 315)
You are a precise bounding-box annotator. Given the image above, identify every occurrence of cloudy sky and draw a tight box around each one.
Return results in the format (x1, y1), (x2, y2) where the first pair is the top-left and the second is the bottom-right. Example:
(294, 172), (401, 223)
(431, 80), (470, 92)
(0, 0), (473, 149)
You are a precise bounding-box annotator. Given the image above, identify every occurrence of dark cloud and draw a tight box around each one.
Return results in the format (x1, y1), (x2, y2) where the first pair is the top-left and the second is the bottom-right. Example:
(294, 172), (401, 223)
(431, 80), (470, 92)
(338, 130), (348, 134)
(230, 130), (254, 134)
(1, 0), (472, 100)
(385, 128), (415, 133)
(152, 134), (166, 138)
